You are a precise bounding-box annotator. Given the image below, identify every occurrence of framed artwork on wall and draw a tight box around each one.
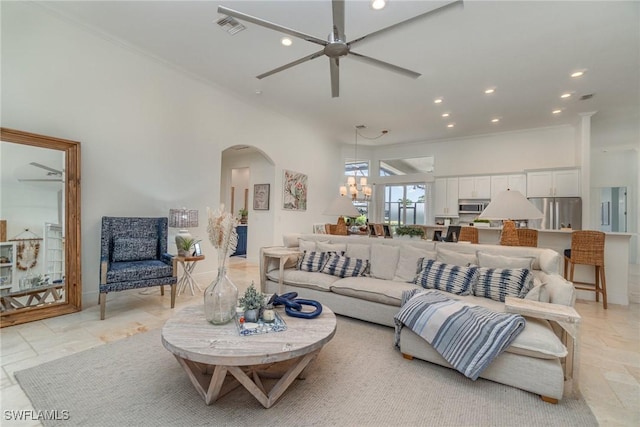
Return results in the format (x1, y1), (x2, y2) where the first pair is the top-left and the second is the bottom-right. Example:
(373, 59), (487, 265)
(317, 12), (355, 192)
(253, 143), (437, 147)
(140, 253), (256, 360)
(282, 169), (307, 211)
(253, 184), (270, 210)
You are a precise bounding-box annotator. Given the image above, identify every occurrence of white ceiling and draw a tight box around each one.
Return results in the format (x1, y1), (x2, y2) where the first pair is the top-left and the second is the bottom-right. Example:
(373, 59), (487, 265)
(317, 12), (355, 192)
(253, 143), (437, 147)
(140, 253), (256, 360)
(38, 1), (639, 148)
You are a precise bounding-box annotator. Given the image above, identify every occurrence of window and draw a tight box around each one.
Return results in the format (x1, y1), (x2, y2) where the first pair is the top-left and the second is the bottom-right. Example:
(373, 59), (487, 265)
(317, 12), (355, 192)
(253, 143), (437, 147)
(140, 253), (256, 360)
(378, 156), (434, 176)
(383, 184), (426, 225)
(345, 160), (369, 177)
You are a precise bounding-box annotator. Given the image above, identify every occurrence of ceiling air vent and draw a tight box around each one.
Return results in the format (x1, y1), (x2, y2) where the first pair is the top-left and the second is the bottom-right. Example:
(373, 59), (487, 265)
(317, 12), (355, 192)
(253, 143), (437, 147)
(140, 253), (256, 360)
(216, 16), (246, 35)
(580, 93), (594, 101)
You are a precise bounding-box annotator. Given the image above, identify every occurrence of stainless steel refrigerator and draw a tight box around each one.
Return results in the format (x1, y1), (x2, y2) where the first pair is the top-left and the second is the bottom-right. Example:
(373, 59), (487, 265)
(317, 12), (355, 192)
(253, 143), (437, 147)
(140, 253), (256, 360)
(528, 197), (582, 230)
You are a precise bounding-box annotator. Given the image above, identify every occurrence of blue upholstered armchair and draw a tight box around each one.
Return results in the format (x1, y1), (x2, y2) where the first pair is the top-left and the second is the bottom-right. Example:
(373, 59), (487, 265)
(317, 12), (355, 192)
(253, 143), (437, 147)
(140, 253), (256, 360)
(99, 217), (177, 320)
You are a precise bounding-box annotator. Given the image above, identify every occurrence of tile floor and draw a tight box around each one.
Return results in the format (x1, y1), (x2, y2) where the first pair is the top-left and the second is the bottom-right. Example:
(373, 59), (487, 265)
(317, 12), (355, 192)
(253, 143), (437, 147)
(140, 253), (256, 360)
(1, 258), (638, 426)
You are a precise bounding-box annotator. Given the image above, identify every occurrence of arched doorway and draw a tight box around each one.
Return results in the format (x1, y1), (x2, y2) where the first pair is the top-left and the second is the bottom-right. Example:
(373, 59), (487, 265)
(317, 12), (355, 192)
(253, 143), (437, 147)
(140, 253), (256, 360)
(220, 146), (275, 263)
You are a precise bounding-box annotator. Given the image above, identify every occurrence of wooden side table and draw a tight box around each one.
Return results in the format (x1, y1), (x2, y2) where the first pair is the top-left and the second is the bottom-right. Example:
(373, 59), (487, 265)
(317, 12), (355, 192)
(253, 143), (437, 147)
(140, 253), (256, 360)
(504, 296), (582, 399)
(175, 255), (205, 296)
(260, 247), (300, 294)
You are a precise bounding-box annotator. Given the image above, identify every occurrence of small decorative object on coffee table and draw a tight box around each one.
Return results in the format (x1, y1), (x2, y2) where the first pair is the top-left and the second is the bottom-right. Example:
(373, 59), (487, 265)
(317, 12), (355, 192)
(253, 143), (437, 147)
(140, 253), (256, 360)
(203, 205), (239, 325)
(239, 282), (264, 323)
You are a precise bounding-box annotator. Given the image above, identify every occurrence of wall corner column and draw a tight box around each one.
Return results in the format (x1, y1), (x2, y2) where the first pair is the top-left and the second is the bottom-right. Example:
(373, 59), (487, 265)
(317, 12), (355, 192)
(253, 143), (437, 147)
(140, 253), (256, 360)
(578, 112), (596, 228)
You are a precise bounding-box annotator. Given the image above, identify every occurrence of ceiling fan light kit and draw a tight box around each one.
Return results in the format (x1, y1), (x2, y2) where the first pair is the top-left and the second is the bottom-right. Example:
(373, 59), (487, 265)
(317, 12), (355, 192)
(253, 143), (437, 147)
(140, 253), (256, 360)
(217, 0), (463, 97)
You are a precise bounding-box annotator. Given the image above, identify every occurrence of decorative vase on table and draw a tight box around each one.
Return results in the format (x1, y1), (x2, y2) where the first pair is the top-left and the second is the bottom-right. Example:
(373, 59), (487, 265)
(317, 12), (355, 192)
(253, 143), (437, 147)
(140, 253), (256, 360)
(203, 205), (239, 325)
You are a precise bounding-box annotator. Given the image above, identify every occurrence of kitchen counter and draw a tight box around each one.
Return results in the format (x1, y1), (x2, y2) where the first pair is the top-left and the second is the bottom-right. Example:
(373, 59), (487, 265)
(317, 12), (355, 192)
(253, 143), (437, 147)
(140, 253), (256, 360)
(424, 225), (632, 305)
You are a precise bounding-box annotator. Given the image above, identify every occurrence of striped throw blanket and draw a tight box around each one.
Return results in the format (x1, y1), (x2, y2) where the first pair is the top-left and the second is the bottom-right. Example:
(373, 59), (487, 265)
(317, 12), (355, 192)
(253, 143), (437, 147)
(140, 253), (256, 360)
(394, 290), (526, 381)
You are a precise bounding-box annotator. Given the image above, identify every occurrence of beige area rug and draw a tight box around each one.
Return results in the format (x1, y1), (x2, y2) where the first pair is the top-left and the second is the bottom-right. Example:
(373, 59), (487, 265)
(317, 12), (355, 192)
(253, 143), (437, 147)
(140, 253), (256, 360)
(16, 315), (597, 426)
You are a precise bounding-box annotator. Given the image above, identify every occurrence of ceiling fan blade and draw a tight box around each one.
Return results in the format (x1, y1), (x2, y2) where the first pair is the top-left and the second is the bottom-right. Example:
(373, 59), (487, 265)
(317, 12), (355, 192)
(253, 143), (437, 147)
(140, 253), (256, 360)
(349, 51), (421, 79)
(218, 6), (328, 47)
(331, 0), (345, 41)
(257, 50), (326, 79)
(330, 58), (340, 98)
(348, 0), (463, 47)
(30, 162), (62, 175)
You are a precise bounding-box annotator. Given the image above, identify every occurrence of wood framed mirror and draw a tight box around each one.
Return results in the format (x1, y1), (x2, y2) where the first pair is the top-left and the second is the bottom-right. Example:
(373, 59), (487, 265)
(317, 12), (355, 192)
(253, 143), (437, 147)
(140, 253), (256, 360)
(1, 128), (81, 327)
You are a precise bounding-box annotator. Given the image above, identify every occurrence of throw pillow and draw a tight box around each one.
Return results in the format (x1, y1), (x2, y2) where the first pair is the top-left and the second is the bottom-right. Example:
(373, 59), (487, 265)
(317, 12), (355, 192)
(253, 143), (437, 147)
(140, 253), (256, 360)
(393, 246), (436, 283)
(112, 237), (157, 262)
(297, 251), (327, 272)
(524, 277), (550, 303)
(370, 244), (400, 280)
(475, 267), (535, 302)
(436, 247), (477, 266)
(320, 253), (368, 278)
(316, 242), (347, 254)
(477, 252), (534, 270)
(414, 260), (477, 295)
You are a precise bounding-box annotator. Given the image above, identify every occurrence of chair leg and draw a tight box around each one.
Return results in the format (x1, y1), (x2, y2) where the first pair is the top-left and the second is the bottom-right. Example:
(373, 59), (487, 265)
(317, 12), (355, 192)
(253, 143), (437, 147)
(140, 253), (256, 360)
(594, 266), (600, 303)
(170, 283), (176, 309)
(563, 257), (569, 280)
(99, 293), (107, 320)
(160, 285), (165, 296)
(599, 266), (608, 309)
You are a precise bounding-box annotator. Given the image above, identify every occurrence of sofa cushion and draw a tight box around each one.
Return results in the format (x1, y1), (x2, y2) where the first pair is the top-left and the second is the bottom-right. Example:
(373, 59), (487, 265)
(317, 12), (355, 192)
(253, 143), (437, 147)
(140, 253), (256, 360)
(346, 243), (371, 261)
(370, 244), (400, 280)
(436, 247), (477, 266)
(106, 260), (171, 283)
(317, 242), (347, 253)
(320, 253), (368, 278)
(393, 246), (436, 283)
(474, 267), (534, 302)
(414, 260), (476, 295)
(267, 269), (338, 292)
(297, 251), (327, 272)
(331, 277), (421, 306)
(112, 237), (157, 262)
(299, 239), (326, 253)
(477, 251), (534, 270)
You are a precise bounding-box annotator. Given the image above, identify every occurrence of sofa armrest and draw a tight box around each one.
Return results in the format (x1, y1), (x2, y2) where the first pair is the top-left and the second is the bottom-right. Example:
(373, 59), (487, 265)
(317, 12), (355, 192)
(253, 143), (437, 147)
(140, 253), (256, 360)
(538, 272), (576, 306)
(161, 253), (177, 276)
(100, 259), (108, 285)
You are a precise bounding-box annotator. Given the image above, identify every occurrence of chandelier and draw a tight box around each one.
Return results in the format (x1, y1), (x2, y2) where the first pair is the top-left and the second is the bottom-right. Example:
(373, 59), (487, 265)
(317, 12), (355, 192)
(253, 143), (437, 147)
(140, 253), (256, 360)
(340, 126), (385, 201)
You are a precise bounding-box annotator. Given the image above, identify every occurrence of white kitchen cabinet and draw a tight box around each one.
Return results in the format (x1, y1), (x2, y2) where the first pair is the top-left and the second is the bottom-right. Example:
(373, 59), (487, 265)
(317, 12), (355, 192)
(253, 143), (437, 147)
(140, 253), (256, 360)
(44, 223), (64, 282)
(458, 176), (491, 200)
(491, 174), (527, 199)
(527, 169), (580, 197)
(435, 177), (459, 217)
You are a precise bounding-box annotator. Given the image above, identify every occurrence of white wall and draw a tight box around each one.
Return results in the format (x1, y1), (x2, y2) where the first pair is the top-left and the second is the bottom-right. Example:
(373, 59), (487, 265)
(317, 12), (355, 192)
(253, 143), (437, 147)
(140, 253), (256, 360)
(1, 2), (339, 304)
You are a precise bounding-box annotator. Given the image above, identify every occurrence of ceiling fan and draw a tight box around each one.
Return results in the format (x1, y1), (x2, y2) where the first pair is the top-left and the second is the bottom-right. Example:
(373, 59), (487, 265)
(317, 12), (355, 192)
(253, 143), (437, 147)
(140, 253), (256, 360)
(218, 0), (463, 97)
(18, 162), (64, 182)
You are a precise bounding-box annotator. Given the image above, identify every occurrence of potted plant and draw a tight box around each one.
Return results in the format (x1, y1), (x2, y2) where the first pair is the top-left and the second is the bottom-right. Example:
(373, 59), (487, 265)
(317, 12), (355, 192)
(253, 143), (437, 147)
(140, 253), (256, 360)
(238, 208), (248, 224)
(473, 218), (491, 228)
(239, 282), (264, 322)
(395, 225), (425, 239)
(177, 237), (200, 257)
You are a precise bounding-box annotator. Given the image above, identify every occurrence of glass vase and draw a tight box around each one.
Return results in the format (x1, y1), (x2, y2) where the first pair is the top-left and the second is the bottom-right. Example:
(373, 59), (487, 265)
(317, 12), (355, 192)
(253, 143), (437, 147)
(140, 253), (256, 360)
(204, 267), (238, 325)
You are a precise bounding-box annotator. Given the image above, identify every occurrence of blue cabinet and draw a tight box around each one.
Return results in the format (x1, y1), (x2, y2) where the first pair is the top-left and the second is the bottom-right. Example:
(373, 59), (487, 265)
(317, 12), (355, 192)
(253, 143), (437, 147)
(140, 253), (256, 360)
(233, 225), (247, 256)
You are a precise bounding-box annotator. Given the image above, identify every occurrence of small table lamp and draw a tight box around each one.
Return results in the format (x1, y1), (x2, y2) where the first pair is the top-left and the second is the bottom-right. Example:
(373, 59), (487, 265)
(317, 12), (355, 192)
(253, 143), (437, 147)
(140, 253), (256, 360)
(169, 208), (199, 255)
(323, 195), (360, 235)
(478, 190), (543, 245)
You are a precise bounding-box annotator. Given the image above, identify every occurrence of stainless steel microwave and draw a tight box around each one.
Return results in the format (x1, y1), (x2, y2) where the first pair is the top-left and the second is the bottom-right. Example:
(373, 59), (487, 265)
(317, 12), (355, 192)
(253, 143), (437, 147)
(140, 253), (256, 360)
(458, 201), (488, 214)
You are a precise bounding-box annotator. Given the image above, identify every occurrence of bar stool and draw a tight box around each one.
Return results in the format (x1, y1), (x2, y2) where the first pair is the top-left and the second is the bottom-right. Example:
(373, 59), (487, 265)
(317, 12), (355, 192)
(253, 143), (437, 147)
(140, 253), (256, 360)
(517, 229), (538, 247)
(563, 230), (607, 309)
(458, 226), (479, 244)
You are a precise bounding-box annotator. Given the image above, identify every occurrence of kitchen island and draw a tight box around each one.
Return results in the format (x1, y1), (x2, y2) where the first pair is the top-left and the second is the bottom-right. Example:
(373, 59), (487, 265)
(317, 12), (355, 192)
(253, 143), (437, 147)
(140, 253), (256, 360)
(423, 225), (633, 305)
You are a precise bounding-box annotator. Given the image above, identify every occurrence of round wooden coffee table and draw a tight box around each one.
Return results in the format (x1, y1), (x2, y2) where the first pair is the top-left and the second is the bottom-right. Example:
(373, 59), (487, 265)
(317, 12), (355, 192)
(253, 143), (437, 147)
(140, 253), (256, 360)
(162, 304), (336, 408)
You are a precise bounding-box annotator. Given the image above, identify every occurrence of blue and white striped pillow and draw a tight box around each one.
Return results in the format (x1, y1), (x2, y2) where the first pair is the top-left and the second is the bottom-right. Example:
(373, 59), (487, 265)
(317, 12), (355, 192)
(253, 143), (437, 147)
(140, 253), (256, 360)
(414, 260), (477, 295)
(474, 267), (534, 302)
(320, 253), (368, 278)
(296, 251), (327, 272)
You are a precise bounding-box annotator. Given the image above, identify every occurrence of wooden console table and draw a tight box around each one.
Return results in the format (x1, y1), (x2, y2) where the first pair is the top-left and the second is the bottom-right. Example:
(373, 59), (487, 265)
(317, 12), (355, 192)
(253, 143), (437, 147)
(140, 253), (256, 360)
(505, 296), (581, 398)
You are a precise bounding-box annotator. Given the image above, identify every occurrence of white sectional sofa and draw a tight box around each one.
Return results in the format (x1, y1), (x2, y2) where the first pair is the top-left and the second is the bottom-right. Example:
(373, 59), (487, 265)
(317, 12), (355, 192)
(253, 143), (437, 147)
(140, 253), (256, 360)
(261, 233), (577, 401)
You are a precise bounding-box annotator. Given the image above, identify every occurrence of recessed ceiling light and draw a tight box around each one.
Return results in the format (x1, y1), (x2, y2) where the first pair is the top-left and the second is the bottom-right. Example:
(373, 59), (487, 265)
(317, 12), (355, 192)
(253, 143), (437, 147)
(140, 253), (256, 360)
(561, 92), (572, 99)
(571, 70), (585, 78)
(552, 109), (562, 114)
(484, 88), (496, 94)
(281, 37), (292, 46)
(371, 0), (387, 10)
(434, 98), (443, 104)
(447, 123), (455, 128)
(491, 118), (500, 123)
(442, 113), (450, 118)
